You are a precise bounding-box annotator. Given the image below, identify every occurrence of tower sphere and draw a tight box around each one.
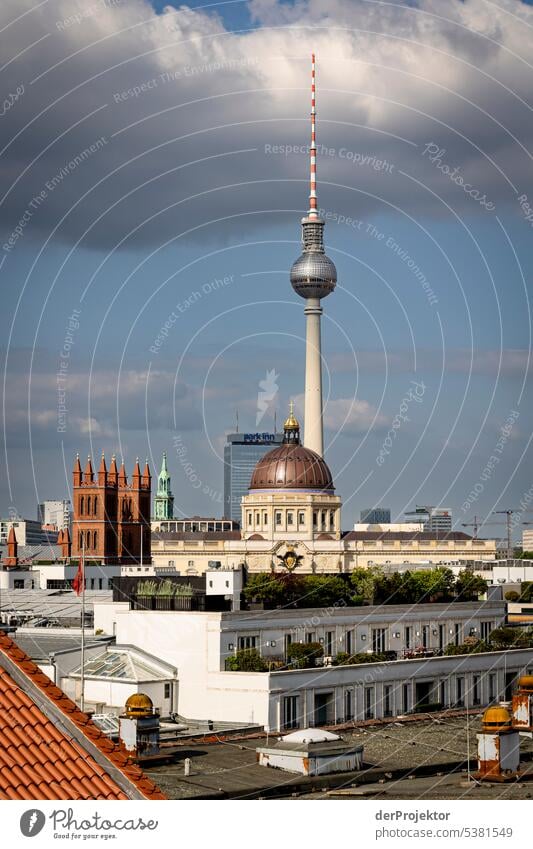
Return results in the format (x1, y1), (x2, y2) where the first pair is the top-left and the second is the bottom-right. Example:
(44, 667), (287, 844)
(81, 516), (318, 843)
(290, 217), (337, 300)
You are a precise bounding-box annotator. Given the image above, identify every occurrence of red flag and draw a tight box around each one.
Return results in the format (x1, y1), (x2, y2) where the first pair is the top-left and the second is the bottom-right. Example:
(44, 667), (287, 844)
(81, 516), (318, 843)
(72, 548), (84, 595)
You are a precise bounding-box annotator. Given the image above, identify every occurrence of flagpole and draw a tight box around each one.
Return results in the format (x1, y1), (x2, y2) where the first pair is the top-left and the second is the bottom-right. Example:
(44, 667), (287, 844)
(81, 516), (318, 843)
(80, 538), (85, 713)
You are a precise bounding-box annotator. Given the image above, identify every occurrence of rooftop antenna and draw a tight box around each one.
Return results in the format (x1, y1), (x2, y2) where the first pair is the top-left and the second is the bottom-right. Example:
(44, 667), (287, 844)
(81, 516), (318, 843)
(235, 409), (239, 433)
(274, 408), (277, 434)
(309, 52), (318, 219)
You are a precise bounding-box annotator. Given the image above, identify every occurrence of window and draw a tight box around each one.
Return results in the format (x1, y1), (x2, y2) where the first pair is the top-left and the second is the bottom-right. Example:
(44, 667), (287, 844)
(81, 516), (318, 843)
(264, 512), (268, 525)
(422, 625), (429, 649)
(238, 635), (258, 650)
(313, 511), (318, 528)
(481, 621), (493, 641)
(488, 672), (496, 702)
(345, 689), (354, 721)
(287, 512), (294, 526)
(282, 695), (299, 730)
(365, 687), (374, 719)
(93, 531), (98, 550)
(255, 513), (260, 525)
(454, 623), (462, 646)
(325, 631), (334, 656)
(383, 685), (393, 717)
(456, 676), (464, 707)
(346, 629), (354, 655)
(275, 512), (282, 526)
(80, 496), (84, 515)
(372, 628), (386, 653)
(93, 496), (98, 515)
(248, 513), (252, 527)
(404, 626), (412, 649)
(403, 682), (410, 713)
(298, 511), (305, 526)
(305, 632), (315, 643)
(14, 580), (24, 589)
(168, 560), (175, 567)
(284, 633), (293, 657)
(329, 512), (335, 530)
(439, 680), (447, 708)
(473, 674), (481, 705)
(188, 560), (194, 568)
(438, 624), (445, 650)
(87, 496), (92, 515)
(164, 683), (171, 699)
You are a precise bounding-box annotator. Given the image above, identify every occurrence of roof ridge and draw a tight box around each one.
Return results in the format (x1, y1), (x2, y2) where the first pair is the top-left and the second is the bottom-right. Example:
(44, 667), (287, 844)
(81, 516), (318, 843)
(0, 630), (165, 800)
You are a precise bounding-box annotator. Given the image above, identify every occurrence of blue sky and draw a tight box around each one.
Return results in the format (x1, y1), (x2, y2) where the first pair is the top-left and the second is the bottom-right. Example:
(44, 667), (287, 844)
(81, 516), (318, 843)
(0, 0), (532, 539)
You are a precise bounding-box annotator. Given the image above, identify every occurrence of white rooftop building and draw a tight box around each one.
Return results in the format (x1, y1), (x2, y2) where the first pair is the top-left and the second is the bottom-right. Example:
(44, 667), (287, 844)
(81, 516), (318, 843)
(92, 597), (530, 732)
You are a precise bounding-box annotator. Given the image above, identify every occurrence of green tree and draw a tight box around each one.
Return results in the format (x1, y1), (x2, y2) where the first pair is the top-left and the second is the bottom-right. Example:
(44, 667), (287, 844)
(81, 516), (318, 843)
(504, 590), (520, 602)
(488, 627), (530, 649)
(243, 572), (305, 607)
(286, 642), (324, 668)
(350, 566), (382, 603)
(226, 648), (268, 672)
(301, 575), (351, 607)
(454, 570), (487, 601)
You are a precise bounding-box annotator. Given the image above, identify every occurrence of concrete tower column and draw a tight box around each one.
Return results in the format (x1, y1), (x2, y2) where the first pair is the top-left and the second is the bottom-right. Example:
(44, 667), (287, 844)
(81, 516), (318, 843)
(304, 298), (324, 455)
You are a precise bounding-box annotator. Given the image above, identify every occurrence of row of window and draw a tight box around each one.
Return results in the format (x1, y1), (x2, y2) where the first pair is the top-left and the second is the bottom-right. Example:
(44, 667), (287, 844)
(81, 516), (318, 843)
(281, 670), (511, 729)
(231, 620), (495, 656)
(246, 509), (336, 531)
(79, 495), (98, 516)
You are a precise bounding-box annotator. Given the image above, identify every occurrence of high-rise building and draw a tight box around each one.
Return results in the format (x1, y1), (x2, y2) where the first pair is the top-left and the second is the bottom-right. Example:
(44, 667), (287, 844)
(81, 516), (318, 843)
(0, 518), (58, 546)
(424, 508), (452, 534)
(153, 452), (174, 520)
(223, 432), (283, 523)
(37, 499), (71, 530)
(406, 505), (453, 534)
(360, 508), (391, 524)
(290, 54), (336, 457)
(72, 454), (151, 564)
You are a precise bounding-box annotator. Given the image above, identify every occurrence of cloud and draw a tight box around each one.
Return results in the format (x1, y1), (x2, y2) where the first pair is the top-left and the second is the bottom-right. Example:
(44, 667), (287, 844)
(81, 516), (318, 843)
(0, 0), (531, 253)
(293, 392), (389, 436)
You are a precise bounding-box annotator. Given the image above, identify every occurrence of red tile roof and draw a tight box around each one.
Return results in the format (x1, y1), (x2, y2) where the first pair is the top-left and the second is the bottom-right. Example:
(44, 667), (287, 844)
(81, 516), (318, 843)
(0, 630), (165, 800)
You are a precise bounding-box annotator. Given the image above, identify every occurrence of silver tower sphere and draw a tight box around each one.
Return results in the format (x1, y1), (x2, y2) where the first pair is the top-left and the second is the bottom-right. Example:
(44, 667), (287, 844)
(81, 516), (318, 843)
(290, 215), (337, 300)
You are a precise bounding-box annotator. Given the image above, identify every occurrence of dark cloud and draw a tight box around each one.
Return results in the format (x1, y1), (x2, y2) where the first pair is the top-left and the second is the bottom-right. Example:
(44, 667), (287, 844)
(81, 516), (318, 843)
(0, 0), (531, 254)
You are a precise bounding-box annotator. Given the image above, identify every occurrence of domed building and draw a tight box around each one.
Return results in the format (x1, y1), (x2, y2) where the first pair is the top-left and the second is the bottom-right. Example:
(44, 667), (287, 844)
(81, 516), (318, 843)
(241, 404), (342, 544)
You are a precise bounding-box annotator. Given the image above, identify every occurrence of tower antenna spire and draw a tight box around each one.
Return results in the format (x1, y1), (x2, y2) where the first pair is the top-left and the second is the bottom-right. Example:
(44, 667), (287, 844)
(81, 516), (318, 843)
(309, 52), (318, 219)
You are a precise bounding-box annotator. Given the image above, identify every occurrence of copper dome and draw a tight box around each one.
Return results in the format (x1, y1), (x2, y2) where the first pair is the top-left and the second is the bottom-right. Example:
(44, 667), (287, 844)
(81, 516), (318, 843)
(249, 443), (334, 492)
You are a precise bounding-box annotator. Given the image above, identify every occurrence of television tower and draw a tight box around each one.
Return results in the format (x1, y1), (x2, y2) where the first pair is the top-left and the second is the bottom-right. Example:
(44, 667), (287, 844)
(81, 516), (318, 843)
(290, 53), (337, 457)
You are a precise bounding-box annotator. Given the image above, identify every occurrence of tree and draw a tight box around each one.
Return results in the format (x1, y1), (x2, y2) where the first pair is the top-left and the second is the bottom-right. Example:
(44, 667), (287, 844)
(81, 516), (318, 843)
(454, 570), (487, 601)
(504, 590), (520, 602)
(301, 575), (352, 607)
(226, 649), (268, 672)
(404, 567), (455, 602)
(243, 572), (304, 607)
(444, 639), (489, 656)
(350, 566), (382, 603)
(488, 627), (530, 649)
(286, 642), (323, 668)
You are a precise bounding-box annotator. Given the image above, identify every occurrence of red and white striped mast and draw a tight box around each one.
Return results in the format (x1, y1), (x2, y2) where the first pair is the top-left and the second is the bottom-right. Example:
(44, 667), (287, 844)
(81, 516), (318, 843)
(309, 52), (318, 219)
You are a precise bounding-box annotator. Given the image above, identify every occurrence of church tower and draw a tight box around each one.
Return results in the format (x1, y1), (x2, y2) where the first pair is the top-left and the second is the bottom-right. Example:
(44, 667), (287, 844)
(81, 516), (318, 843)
(154, 452), (174, 520)
(72, 453), (151, 564)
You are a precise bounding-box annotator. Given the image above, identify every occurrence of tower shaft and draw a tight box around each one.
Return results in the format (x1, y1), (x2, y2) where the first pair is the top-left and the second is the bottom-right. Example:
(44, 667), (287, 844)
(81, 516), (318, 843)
(304, 298), (324, 455)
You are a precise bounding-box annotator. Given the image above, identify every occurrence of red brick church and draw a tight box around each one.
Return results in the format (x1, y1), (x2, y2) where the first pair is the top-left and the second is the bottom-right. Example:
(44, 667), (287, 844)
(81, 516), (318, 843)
(72, 454), (151, 565)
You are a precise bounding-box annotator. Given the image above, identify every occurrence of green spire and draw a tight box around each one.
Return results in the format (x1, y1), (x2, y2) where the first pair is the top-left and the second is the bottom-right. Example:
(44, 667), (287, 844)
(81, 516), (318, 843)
(154, 452), (174, 519)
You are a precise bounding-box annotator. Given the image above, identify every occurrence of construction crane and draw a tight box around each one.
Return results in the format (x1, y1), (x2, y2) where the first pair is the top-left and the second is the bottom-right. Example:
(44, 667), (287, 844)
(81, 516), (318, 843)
(491, 509), (533, 559)
(461, 516), (502, 540)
